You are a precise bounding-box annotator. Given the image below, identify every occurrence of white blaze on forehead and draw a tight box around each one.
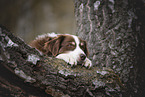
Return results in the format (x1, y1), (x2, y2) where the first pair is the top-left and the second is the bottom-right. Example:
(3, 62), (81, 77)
(71, 35), (80, 46)
(71, 35), (86, 55)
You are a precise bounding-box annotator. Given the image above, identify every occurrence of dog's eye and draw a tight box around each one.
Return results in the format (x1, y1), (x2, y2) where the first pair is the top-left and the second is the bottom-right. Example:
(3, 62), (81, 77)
(67, 44), (73, 47)
(67, 42), (75, 47)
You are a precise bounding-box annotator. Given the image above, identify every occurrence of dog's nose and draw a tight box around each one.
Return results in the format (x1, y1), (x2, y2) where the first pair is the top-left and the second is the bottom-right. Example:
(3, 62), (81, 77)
(80, 54), (86, 60)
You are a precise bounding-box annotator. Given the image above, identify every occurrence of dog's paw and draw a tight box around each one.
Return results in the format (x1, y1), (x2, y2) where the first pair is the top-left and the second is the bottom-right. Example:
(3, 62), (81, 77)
(56, 54), (77, 66)
(83, 58), (92, 68)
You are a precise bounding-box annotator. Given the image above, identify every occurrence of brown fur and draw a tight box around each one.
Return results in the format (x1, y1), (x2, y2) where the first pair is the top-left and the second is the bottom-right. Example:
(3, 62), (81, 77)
(79, 38), (89, 57)
(30, 36), (53, 54)
(30, 34), (89, 57)
(44, 35), (65, 56)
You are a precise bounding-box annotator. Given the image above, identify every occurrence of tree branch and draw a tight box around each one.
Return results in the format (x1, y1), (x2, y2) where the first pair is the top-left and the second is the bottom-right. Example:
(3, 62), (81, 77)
(0, 26), (125, 96)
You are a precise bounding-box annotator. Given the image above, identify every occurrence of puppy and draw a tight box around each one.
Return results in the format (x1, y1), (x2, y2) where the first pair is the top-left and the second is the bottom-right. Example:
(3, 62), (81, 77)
(30, 33), (92, 68)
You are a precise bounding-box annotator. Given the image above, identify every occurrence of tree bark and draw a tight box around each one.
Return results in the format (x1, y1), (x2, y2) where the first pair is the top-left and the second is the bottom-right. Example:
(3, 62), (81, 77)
(0, 26), (126, 97)
(75, 0), (145, 96)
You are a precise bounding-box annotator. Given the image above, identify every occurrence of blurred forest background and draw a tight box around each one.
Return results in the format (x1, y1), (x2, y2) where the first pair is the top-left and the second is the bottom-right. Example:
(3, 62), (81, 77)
(0, 0), (76, 43)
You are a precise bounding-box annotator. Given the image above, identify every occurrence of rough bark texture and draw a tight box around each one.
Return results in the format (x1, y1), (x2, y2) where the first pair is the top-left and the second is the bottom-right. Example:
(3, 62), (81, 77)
(0, 26), (126, 97)
(75, 0), (145, 96)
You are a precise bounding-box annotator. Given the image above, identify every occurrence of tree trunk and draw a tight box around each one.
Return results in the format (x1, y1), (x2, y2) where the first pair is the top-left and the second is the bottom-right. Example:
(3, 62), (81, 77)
(75, 0), (145, 96)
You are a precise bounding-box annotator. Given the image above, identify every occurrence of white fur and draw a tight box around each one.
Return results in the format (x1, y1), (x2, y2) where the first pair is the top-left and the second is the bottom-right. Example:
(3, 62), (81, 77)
(83, 58), (92, 68)
(56, 35), (92, 68)
(47, 32), (58, 37)
(36, 32), (58, 39)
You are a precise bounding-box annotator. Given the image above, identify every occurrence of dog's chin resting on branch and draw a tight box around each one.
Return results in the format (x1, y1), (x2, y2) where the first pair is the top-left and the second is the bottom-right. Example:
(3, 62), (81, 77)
(30, 33), (92, 68)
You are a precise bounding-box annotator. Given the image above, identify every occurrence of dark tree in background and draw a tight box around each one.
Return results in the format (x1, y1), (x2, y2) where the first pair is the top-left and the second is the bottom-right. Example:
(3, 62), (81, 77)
(0, 0), (145, 97)
(75, 0), (145, 96)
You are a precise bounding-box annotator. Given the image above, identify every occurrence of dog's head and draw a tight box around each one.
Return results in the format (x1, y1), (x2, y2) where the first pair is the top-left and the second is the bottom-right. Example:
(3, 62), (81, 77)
(44, 35), (89, 64)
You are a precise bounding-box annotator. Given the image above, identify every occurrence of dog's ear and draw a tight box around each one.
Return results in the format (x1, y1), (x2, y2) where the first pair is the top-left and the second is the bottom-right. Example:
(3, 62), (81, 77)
(30, 37), (52, 54)
(84, 41), (89, 57)
(44, 35), (65, 56)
